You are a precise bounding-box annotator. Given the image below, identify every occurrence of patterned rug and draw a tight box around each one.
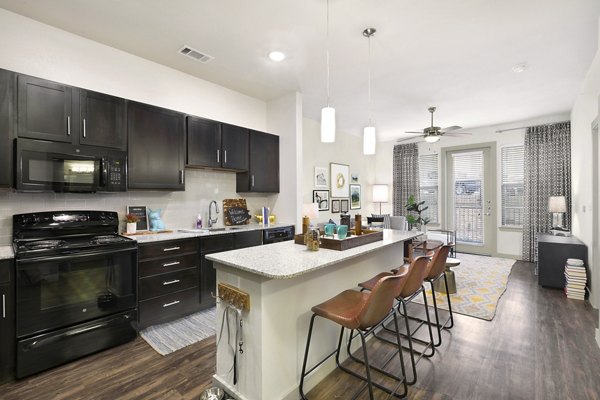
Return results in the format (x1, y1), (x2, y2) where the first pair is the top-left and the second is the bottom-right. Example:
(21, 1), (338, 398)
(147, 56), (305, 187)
(140, 307), (216, 355)
(414, 253), (516, 321)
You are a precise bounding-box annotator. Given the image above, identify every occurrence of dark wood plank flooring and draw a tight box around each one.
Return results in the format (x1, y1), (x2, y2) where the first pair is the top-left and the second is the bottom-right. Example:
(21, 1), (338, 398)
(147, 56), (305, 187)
(1, 261), (599, 399)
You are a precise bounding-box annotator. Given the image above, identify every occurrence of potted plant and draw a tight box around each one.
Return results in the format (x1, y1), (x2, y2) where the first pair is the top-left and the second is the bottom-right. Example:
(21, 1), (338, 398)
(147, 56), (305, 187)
(405, 195), (430, 233)
(124, 213), (139, 234)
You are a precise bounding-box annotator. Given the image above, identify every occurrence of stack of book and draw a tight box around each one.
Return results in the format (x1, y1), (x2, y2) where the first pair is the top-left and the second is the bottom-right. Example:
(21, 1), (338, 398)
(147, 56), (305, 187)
(564, 258), (586, 300)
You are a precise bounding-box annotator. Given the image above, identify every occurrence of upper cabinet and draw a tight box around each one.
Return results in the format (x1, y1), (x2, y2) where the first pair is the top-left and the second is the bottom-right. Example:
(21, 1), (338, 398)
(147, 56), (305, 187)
(186, 116), (248, 171)
(237, 130), (279, 193)
(16, 74), (126, 150)
(0, 69), (15, 187)
(128, 101), (185, 191)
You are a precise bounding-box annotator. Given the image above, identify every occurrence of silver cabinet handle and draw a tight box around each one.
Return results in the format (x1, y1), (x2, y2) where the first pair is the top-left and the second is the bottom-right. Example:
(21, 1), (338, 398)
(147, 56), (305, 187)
(2, 294), (5, 318)
(217, 149), (220, 163)
(163, 300), (180, 308)
(162, 247), (180, 252)
(82, 118), (86, 138)
(162, 261), (181, 267)
(163, 279), (181, 286)
(179, 170), (184, 185)
(251, 175), (255, 187)
(224, 150), (227, 164)
(67, 116), (71, 136)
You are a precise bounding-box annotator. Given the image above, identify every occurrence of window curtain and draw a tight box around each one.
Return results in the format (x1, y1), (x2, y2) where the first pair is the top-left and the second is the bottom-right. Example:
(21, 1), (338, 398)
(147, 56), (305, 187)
(393, 143), (420, 216)
(522, 121), (571, 262)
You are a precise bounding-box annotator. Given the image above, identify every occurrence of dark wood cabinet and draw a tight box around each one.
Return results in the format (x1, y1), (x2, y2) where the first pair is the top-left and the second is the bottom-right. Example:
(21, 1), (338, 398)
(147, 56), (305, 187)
(199, 234), (235, 309)
(237, 130), (279, 193)
(17, 74), (72, 143)
(79, 90), (126, 149)
(16, 73), (126, 150)
(128, 101), (185, 190)
(138, 238), (200, 328)
(186, 117), (248, 171)
(0, 69), (15, 187)
(537, 233), (588, 289)
(0, 259), (15, 384)
(235, 230), (263, 249)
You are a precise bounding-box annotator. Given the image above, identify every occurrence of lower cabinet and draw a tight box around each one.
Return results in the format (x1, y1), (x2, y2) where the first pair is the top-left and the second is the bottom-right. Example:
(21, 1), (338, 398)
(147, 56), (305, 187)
(138, 238), (200, 329)
(199, 234), (234, 309)
(0, 259), (15, 384)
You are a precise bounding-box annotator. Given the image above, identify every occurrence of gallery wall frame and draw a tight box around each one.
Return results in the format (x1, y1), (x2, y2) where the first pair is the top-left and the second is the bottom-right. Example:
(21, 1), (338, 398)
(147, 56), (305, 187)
(330, 163), (350, 198)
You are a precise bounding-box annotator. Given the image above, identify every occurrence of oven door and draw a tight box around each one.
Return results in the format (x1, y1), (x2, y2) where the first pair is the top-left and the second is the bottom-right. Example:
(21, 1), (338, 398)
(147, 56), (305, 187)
(16, 247), (137, 338)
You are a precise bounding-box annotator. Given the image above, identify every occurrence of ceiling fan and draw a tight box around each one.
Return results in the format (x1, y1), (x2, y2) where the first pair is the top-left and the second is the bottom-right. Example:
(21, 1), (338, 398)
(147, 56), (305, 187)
(398, 107), (472, 143)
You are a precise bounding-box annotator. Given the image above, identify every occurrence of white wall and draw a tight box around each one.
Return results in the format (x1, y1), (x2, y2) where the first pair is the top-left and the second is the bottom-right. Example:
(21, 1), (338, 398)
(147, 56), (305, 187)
(375, 113), (569, 259)
(302, 118), (378, 225)
(0, 9), (285, 245)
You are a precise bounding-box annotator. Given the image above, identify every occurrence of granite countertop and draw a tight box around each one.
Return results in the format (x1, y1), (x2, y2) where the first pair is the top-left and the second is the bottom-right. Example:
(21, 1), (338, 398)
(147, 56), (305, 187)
(130, 223), (294, 243)
(0, 245), (14, 260)
(206, 229), (421, 279)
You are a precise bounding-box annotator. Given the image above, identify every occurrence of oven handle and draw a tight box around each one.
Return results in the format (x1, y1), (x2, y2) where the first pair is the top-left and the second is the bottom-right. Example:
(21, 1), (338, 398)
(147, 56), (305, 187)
(22, 313), (133, 351)
(16, 247), (136, 265)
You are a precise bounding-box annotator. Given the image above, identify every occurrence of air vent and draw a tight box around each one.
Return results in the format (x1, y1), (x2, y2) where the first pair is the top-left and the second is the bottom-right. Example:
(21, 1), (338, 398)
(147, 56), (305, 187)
(178, 45), (214, 64)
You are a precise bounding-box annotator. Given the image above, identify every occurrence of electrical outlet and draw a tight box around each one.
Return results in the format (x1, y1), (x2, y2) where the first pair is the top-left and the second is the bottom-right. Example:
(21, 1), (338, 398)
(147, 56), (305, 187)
(218, 283), (250, 311)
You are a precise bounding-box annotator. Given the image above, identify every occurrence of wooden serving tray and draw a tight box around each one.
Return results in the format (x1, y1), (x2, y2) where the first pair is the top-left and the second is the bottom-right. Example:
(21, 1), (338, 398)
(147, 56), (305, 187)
(294, 229), (383, 251)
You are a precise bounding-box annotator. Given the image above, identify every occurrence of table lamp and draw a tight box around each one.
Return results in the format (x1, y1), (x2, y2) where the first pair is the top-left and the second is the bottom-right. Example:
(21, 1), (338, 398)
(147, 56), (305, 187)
(372, 184), (389, 214)
(302, 203), (319, 235)
(548, 195), (569, 236)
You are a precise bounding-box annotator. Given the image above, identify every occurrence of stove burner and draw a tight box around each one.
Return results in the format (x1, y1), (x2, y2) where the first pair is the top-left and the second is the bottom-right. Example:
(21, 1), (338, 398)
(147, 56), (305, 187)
(90, 235), (128, 245)
(23, 240), (68, 250)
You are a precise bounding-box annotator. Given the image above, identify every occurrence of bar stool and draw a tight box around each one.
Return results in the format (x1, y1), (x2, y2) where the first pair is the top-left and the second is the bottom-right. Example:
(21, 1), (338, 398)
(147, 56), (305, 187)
(358, 256), (434, 385)
(422, 245), (453, 346)
(299, 272), (410, 400)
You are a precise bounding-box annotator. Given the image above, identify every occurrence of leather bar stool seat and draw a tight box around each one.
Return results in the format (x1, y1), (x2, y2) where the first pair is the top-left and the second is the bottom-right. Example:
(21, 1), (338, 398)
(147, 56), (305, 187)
(422, 245), (454, 346)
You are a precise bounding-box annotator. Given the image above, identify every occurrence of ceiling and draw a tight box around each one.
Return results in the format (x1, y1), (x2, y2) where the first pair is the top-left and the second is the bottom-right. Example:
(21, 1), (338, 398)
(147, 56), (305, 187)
(0, 0), (599, 142)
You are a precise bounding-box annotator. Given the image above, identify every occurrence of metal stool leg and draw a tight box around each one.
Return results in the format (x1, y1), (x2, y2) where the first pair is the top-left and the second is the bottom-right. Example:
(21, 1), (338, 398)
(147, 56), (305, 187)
(299, 314), (318, 400)
(443, 272), (455, 329)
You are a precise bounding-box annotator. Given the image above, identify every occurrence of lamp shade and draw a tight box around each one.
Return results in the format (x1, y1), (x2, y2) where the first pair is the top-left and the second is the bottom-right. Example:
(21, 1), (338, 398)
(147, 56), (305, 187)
(321, 107), (336, 143)
(302, 203), (319, 219)
(424, 135), (440, 143)
(363, 126), (376, 155)
(372, 184), (388, 203)
(548, 196), (567, 213)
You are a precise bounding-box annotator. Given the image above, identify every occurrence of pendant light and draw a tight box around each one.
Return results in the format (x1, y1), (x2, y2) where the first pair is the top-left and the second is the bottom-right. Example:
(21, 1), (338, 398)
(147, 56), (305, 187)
(321, 0), (335, 143)
(363, 28), (376, 155)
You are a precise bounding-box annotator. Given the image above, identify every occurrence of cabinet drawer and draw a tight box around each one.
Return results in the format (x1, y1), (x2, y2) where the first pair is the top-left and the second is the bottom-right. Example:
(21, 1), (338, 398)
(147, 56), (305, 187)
(139, 253), (198, 277)
(0, 260), (11, 284)
(138, 287), (200, 328)
(139, 239), (198, 260)
(200, 234), (234, 254)
(139, 268), (198, 301)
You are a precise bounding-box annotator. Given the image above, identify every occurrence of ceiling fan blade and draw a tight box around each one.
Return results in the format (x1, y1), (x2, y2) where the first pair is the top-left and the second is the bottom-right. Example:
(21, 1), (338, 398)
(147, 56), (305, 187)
(396, 136), (422, 143)
(404, 131), (424, 134)
(444, 132), (473, 137)
(440, 125), (462, 132)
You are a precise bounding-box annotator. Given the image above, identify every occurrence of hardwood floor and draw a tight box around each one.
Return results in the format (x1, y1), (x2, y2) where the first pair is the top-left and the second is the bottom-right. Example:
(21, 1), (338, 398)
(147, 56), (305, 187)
(1, 261), (599, 399)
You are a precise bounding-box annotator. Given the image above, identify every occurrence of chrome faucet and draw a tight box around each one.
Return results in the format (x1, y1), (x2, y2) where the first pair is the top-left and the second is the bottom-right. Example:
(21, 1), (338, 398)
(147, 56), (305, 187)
(208, 200), (220, 227)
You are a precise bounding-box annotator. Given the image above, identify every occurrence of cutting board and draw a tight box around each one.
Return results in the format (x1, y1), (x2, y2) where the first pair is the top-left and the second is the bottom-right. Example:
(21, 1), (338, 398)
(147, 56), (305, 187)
(223, 199), (251, 225)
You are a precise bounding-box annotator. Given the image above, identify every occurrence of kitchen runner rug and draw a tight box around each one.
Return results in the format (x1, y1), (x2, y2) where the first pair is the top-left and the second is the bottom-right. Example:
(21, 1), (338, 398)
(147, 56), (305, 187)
(140, 307), (216, 356)
(413, 253), (516, 321)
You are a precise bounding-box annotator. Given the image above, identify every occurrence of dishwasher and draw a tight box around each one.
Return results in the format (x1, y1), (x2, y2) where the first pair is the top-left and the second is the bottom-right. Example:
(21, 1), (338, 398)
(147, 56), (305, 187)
(262, 226), (295, 244)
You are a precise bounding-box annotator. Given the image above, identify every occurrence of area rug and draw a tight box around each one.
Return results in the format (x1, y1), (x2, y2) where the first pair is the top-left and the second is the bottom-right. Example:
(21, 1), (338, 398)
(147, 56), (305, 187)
(413, 253), (516, 321)
(140, 307), (216, 355)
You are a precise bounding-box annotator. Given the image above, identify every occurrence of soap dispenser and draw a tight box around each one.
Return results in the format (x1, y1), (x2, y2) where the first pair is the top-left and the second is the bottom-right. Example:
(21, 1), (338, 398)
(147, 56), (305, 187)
(196, 214), (203, 229)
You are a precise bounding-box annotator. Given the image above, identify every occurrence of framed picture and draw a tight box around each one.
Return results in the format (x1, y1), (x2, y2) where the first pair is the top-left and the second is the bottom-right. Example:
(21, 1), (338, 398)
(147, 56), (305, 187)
(313, 190), (330, 211)
(330, 163), (349, 197)
(350, 184), (361, 209)
(351, 173), (359, 183)
(340, 199), (349, 213)
(126, 205), (149, 231)
(331, 199), (341, 213)
(314, 166), (328, 188)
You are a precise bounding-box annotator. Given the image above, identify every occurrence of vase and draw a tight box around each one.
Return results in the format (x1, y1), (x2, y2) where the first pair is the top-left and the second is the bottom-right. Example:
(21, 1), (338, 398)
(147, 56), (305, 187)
(126, 222), (137, 234)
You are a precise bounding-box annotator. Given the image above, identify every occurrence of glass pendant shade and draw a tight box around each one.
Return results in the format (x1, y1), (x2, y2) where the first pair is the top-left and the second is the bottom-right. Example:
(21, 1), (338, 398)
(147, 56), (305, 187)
(363, 126), (376, 154)
(424, 135), (441, 143)
(321, 107), (336, 143)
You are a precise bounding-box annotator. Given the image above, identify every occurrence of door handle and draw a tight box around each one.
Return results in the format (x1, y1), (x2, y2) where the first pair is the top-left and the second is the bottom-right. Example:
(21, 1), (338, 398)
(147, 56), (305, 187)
(67, 116), (71, 136)
(251, 175), (255, 187)
(179, 170), (184, 185)
(162, 247), (180, 252)
(163, 279), (181, 286)
(83, 118), (87, 138)
(162, 261), (180, 267)
(163, 300), (180, 308)
(216, 150), (220, 163)
(2, 294), (5, 318)
(224, 150), (227, 164)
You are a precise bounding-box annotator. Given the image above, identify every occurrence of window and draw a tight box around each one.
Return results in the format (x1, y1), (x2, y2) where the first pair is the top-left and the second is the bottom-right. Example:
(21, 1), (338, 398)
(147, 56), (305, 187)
(501, 145), (524, 227)
(418, 154), (438, 224)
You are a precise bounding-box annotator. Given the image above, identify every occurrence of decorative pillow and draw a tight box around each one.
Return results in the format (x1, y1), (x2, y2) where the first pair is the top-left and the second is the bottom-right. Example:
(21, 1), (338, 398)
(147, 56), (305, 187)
(371, 214), (391, 229)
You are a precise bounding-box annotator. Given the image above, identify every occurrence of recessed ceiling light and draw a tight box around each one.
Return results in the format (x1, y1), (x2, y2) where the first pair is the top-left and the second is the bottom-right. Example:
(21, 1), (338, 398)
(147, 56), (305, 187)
(268, 51), (286, 62)
(512, 63), (528, 73)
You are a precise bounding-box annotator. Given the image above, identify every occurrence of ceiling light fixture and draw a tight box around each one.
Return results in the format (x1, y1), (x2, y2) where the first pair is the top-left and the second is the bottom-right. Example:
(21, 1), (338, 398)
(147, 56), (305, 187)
(268, 51), (286, 62)
(321, 0), (335, 143)
(511, 63), (528, 73)
(363, 27), (376, 155)
(424, 135), (441, 143)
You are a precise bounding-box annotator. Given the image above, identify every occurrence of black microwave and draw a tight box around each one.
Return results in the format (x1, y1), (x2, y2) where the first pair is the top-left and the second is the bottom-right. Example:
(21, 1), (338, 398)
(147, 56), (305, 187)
(15, 138), (127, 192)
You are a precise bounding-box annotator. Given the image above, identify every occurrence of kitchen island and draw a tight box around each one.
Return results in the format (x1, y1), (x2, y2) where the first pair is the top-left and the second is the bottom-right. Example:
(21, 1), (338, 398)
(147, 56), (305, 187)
(207, 229), (419, 400)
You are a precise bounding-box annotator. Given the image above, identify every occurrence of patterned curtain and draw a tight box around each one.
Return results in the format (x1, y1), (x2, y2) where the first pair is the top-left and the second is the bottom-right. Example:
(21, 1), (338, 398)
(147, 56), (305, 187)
(522, 122), (571, 261)
(393, 143), (420, 216)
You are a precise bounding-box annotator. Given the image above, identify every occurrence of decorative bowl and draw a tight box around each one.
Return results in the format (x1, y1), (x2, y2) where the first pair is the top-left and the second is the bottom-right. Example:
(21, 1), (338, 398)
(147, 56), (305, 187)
(199, 387), (224, 400)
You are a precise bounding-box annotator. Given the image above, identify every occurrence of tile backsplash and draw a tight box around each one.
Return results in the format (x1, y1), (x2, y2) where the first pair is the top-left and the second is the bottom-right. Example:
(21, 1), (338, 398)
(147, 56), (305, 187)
(0, 169), (275, 245)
